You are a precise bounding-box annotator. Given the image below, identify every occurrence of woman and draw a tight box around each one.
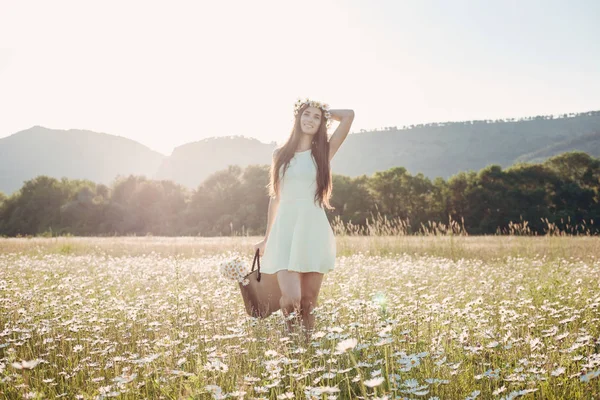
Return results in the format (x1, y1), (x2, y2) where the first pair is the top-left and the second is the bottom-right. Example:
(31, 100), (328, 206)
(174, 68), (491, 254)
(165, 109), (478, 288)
(253, 98), (355, 339)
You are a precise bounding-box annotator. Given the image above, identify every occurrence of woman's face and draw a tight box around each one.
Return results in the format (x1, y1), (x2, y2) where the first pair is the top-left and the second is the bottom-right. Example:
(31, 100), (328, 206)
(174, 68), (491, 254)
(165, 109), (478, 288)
(300, 106), (322, 135)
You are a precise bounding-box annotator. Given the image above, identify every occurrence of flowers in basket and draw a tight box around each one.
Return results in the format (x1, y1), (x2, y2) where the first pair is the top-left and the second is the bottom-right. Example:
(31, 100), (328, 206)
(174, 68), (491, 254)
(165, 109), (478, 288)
(219, 255), (251, 286)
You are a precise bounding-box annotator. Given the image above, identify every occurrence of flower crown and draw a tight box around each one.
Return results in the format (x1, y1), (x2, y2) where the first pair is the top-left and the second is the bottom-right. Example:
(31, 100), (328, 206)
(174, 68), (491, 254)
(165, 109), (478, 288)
(294, 98), (333, 129)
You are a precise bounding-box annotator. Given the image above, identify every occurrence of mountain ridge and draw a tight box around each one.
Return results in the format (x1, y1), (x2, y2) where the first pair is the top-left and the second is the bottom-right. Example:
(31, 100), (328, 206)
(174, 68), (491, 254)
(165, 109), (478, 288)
(2, 110), (599, 195)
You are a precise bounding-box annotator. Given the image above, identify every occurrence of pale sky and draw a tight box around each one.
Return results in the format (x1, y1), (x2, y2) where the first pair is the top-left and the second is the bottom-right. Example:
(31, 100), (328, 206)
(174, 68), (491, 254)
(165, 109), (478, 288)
(1, 0), (599, 155)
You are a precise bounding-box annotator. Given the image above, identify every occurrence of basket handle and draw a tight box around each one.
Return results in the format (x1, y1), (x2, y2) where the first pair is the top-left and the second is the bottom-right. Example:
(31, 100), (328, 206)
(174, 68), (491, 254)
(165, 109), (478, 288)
(251, 248), (262, 282)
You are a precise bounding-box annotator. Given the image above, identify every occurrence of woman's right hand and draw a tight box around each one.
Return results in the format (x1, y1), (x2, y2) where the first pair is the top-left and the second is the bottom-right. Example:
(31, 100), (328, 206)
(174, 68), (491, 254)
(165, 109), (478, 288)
(253, 238), (267, 257)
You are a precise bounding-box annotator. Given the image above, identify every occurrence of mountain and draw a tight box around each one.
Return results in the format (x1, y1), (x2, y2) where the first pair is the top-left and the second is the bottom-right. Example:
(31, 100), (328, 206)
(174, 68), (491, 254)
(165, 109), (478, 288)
(0, 126), (164, 195)
(515, 132), (600, 164)
(153, 112), (600, 188)
(2, 111), (600, 195)
(328, 113), (600, 179)
(154, 136), (276, 189)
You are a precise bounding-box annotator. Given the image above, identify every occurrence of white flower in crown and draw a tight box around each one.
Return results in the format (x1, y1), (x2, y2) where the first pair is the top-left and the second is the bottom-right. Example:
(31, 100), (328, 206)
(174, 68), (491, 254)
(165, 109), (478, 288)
(294, 97), (333, 129)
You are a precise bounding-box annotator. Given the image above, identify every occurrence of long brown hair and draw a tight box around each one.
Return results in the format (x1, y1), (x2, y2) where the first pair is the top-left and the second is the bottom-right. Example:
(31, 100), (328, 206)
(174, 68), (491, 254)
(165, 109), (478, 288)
(267, 103), (334, 210)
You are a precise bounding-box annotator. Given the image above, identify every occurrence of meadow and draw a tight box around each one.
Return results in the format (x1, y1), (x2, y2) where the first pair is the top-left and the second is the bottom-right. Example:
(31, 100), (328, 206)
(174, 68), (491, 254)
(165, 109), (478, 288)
(0, 234), (599, 399)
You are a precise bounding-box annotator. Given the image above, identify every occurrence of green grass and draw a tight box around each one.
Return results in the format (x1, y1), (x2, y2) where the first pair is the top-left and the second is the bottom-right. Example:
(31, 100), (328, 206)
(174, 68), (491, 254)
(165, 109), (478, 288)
(0, 236), (599, 399)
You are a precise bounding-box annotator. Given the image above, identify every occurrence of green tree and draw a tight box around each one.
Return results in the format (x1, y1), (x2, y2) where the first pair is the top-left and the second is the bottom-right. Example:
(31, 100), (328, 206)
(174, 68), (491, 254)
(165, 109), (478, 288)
(186, 165), (244, 236)
(1, 176), (72, 235)
(330, 174), (376, 227)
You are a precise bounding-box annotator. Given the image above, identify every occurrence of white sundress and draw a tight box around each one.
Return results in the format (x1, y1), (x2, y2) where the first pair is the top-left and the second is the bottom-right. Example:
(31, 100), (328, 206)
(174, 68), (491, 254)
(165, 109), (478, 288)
(260, 149), (336, 274)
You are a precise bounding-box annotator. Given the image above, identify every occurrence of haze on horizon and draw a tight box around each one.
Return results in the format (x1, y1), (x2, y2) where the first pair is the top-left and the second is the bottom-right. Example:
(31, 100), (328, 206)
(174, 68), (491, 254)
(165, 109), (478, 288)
(1, 0), (599, 155)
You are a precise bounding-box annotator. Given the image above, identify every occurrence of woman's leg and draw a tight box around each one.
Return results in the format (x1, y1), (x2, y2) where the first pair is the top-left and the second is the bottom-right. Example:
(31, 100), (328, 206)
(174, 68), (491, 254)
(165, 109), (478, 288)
(300, 272), (324, 339)
(277, 270), (302, 333)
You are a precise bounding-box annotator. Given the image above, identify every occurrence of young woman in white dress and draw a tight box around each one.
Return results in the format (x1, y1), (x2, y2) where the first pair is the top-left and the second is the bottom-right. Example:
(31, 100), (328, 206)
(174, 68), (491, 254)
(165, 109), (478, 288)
(254, 98), (355, 339)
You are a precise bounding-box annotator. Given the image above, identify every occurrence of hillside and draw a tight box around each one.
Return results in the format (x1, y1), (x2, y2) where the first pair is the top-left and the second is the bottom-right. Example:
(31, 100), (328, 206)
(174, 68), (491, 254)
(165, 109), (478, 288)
(1, 111), (600, 195)
(0, 126), (164, 195)
(154, 136), (275, 189)
(515, 131), (600, 164)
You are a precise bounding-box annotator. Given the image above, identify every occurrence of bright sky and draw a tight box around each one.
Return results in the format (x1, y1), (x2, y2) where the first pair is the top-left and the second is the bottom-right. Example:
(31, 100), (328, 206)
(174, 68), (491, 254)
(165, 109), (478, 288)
(1, 0), (599, 155)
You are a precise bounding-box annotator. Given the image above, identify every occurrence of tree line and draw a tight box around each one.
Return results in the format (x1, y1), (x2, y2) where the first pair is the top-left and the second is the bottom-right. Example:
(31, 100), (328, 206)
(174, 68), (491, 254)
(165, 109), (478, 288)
(361, 110), (600, 132)
(0, 151), (598, 237)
